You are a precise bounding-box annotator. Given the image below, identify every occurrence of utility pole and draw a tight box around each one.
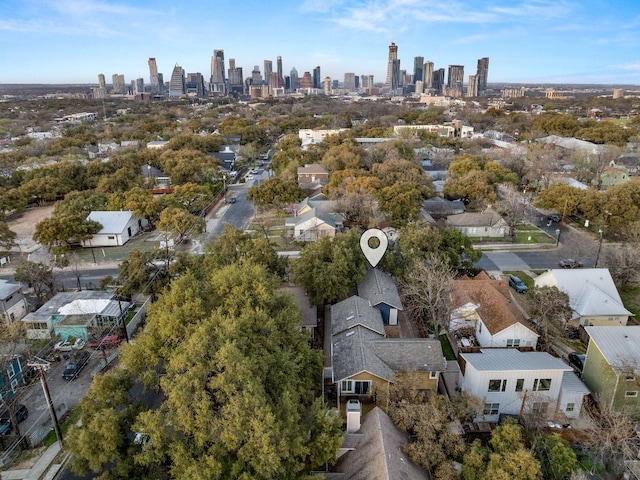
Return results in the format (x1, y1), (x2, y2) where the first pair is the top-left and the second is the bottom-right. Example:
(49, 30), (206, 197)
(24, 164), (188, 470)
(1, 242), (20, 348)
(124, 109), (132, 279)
(28, 362), (62, 448)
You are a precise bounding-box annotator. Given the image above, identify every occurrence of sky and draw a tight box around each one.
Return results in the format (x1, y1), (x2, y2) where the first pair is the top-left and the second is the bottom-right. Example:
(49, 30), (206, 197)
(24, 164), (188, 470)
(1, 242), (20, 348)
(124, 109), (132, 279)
(1, 0), (640, 86)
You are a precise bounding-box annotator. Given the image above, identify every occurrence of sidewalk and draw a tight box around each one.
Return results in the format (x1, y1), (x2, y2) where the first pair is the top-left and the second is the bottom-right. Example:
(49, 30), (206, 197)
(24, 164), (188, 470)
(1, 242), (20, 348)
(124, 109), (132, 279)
(1, 442), (63, 480)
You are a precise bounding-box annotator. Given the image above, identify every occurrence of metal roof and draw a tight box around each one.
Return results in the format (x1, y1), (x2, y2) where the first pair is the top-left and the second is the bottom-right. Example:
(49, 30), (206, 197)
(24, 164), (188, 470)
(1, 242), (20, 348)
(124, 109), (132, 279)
(585, 326), (640, 372)
(461, 349), (572, 372)
(87, 211), (134, 235)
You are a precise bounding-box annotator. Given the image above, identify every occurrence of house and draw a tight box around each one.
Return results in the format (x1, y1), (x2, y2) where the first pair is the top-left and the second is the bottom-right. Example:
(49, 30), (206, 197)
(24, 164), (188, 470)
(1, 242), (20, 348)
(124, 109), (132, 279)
(450, 274), (539, 350)
(458, 349), (589, 421)
(210, 146), (236, 169)
(582, 326), (640, 415)
(292, 197), (339, 217)
(81, 211), (148, 247)
(142, 164), (171, 191)
(423, 196), (465, 218)
(297, 164), (329, 186)
(285, 207), (343, 242)
(0, 344), (28, 402)
(282, 286), (318, 339)
(357, 269), (403, 326)
(146, 140), (169, 149)
(328, 407), (429, 480)
(445, 208), (508, 238)
(330, 296), (445, 414)
(599, 165), (629, 188)
(298, 129), (348, 148)
(534, 269), (633, 326)
(22, 291), (131, 340)
(0, 279), (29, 324)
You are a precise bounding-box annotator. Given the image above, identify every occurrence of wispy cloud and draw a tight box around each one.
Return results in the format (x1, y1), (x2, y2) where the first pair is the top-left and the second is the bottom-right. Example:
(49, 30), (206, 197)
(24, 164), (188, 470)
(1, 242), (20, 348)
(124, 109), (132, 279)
(613, 62), (640, 71)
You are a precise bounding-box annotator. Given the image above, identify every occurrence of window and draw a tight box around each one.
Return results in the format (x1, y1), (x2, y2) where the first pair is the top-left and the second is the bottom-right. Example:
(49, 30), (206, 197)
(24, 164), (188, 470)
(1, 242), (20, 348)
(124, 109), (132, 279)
(533, 378), (552, 391)
(108, 235), (115, 240)
(341, 380), (370, 395)
(625, 375), (635, 382)
(6, 363), (15, 379)
(625, 391), (638, 398)
(483, 403), (499, 415)
(566, 403), (575, 412)
(488, 379), (507, 392)
(506, 339), (520, 347)
(532, 402), (549, 414)
(515, 378), (525, 392)
(430, 371), (438, 379)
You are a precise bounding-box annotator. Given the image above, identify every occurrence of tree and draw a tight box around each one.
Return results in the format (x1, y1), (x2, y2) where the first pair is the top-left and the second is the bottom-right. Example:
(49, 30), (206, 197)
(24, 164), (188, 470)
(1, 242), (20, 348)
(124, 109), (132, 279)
(33, 213), (102, 255)
(291, 228), (369, 305)
(156, 207), (205, 244)
(497, 184), (528, 238)
(524, 286), (572, 350)
(400, 253), (454, 336)
(247, 177), (306, 209)
(0, 216), (17, 253)
(108, 187), (164, 227)
(462, 440), (488, 480)
(532, 433), (579, 480)
(169, 183), (213, 214)
(14, 261), (56, 307)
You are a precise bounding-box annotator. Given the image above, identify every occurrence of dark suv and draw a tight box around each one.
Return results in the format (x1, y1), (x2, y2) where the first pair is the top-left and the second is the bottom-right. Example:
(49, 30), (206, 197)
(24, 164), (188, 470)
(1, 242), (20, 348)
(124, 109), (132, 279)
(0, 404), (28, 435)
(508, 275), (528, 293)
(568, 352), (586, 373)
(62, 350), (91, 380)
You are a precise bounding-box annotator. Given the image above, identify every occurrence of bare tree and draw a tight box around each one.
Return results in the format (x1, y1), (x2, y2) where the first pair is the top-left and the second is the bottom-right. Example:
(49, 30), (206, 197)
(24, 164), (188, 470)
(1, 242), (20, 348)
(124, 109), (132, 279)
(400, 253), (454, 337)
(582, 401), (638, 477)
(523, 286), (572, 351)
(602, 222), (640, 289)
(497, 184), (528, 238)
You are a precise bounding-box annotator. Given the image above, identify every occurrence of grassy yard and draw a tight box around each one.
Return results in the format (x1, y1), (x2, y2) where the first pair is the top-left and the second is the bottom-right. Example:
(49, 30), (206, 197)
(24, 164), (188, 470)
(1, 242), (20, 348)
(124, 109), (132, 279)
(620, 285), (640, 318)
(503, 270), (535, 289)
(43, 406), (82, 447)
(512, 229), (556, 244)
(439, 334), (456, 360)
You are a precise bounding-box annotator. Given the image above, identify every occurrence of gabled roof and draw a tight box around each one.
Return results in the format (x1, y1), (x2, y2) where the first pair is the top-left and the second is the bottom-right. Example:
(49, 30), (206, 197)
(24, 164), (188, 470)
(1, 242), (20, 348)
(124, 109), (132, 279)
(282, 286), (317, 328)
(332, 296), (385, 336)
(423, 196), (465, 216)
(87, 211), (134, 235)
(332, 325), (393, 382)
(368, 339), (445, 373)
(535, 269), (632, 318)
(451, 275), (536, 335)
(585, 326), (640, 374)
(0, 279), (23, 300)
(286, 207), (342, 229)
(357, 269), (403, 310)
(332, 407), (430, 480)
(445, 209), (506, 228)
(297, 163), (329, 175)
(461, 349), (572, 372)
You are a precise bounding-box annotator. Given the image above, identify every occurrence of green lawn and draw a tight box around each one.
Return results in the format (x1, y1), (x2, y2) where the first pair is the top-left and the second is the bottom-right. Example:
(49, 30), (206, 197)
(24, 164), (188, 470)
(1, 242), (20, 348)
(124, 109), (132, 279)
(503, 270), (534, 289)
(439, 334), (456, 360)
(512, 231), (556, 244)
(43, 406), (82, 447)
(620, 285), (640, 318)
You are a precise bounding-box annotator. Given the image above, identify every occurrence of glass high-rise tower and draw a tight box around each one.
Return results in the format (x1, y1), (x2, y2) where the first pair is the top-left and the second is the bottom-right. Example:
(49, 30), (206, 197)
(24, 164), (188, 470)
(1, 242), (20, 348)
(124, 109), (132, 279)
(385, 42), (398, 88)
(210, 50), (226, 94)
(148, 58), (159, 92)
(476, 57), (489, 94)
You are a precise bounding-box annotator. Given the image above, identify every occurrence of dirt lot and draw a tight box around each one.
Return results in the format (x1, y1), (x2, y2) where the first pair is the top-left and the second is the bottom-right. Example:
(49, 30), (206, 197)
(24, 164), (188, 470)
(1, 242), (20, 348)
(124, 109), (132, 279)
(6, 205), (54, 253)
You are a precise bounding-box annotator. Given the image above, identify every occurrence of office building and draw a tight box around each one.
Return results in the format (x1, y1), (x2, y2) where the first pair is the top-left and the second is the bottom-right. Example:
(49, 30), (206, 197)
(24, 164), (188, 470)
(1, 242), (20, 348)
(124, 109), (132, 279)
(361, 75), (374, 89)
(98, 74), (106, 89)
(447, 65), (464, 97)
(111, 74), (125, 94)
(415, 80), (423, 95)
(290, 67), (299, 91)
(268, 72), (279, 91)
(423, 61), (434, 89)
(210, 49), (226, 94)
(156, 73), (164, 95)
(169, 64), (186, 97)
(613, 88), (624, 99)
(413, 56), (424, 87)
(93, 74), (107, 99)
(148, 57), (159, 92)
(264, 60), (273, 85)
(391, 59), (401, 91)
(277, 56), (284, 87)
(299, 72), (313, 89)
(344, 73), (356, 92)
(467, 75), (478, 97)
(432, 68), (445, 94)
(385, 42), (398, 88)
(476, 57), (489, 94)
(186, 73), (206, 98)
(135, 78), (145, 95)
(313, 66), (321, 89)
(324, 77), (332, 95)
(251, 66), (263, 85)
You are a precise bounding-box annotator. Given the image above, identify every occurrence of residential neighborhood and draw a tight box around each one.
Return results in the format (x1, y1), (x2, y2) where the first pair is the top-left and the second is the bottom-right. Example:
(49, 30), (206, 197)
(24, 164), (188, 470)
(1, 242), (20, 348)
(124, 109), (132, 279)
(0, 86), (639, 480)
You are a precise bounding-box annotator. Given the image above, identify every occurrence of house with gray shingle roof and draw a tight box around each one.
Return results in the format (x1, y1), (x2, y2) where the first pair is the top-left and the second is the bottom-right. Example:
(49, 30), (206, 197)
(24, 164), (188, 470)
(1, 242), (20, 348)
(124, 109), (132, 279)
(285, 207), (343, 242)
(329, 407), (430, 480)
(445, 208), (507, 238)
(330, 295), (445, 413)
(357, 269), (403, 326)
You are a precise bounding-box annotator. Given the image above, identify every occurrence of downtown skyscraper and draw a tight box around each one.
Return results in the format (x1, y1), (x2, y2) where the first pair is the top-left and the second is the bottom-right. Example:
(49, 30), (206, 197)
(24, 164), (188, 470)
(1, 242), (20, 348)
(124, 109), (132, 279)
(148, 57), (159, 92)
(210, 50), (226, 94)
(385, 42), (398, 89)
(476, 57), (489, 94)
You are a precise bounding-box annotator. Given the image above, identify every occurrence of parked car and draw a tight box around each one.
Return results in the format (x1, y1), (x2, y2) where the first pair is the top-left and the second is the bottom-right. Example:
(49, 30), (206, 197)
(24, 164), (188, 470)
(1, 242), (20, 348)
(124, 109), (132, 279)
(54, 338), (86, 352)
(229, 196), (236, 204)
(559, 258), (583, 269)
(62, 350), (91, 380)
(0, 404), (28, 424)
(0, 422), (11, 435)
(89, 335), (122, 350)
(508, 275), (528, 293)
(568, 352), (586, 373)
(547, 214), (561, 223)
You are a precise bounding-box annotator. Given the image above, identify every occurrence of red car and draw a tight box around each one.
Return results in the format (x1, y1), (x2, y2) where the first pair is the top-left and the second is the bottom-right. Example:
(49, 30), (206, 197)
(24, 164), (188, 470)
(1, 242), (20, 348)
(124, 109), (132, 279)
(89, 335), (122, 349)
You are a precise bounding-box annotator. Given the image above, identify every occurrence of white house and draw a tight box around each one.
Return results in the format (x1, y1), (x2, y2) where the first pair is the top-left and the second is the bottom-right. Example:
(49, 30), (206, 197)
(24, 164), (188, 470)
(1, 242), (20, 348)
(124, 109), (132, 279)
(82, 211), (148, 247)
(534, 269), (633, 326)
(450, 274), (539, 349)
(458, 349), (589, 421)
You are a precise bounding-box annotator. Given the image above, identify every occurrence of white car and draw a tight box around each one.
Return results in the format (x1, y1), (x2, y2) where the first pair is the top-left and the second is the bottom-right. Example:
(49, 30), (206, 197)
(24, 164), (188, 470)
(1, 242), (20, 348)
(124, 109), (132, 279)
(54, 338), (86, 352)
(246, 175), (254, 180)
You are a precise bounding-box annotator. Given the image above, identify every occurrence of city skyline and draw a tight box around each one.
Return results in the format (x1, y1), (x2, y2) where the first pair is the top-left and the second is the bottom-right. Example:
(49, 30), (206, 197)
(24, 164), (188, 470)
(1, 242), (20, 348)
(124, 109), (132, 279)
(1, 0), (639, 85)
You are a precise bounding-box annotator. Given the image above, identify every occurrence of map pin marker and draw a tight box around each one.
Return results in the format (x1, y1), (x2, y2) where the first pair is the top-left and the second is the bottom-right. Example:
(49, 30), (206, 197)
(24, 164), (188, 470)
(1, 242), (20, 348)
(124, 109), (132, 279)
(360, 228), (388, 268)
